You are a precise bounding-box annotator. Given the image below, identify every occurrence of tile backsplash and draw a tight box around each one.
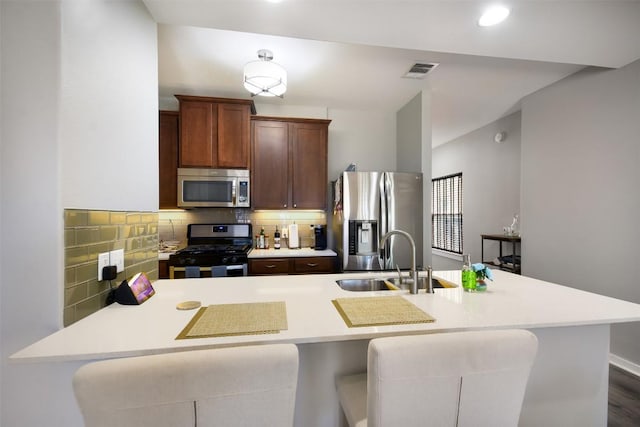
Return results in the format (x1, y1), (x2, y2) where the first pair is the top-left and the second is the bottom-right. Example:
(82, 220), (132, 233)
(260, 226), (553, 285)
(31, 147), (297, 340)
(159, 208), (326, 249)
(64, 209), (159, 326)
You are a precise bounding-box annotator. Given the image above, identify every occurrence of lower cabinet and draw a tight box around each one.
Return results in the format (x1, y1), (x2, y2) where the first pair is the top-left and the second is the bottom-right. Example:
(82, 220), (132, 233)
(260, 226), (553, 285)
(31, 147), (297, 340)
(249, 256), (336, 276)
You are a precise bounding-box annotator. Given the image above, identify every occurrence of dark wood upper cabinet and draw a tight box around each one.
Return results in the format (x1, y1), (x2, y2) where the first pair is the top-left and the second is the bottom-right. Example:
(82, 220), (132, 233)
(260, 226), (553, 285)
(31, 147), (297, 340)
(217, 103), (251, 168)
(159, 110), (179, 209)
(251, 116), (331, 210)
(252, 120), (289, 209)
(290, 121), (329, 209)
(176, 95), (254, 169)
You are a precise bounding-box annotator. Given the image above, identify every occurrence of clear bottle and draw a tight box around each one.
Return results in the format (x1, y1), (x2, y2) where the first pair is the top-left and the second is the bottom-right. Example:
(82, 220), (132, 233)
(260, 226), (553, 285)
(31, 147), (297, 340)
(274, 226), (281, 249)
(259, 227), (265, 249)
(461, 254), (477, 292)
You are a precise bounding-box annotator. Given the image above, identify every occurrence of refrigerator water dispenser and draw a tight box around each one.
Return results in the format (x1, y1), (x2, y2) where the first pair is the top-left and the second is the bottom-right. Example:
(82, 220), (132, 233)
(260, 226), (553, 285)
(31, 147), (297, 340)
(348, 220), (378, 255)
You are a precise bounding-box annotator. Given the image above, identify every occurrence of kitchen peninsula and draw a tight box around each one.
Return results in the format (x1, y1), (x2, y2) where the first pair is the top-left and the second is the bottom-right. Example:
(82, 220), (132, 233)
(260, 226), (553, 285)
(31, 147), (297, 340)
(12, 270), (640, 427)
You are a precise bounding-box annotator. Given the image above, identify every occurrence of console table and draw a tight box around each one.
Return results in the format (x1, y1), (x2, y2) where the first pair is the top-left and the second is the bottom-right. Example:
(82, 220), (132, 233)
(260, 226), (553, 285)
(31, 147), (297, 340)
(481, 234), (521, 274)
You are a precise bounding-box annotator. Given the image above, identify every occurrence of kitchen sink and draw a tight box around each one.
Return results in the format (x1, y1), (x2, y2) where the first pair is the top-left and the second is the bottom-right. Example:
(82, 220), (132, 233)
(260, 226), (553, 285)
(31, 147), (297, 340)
(336, 276), (456, 292)
(385, 277), (450, 290)
(335, 278), (391, 292)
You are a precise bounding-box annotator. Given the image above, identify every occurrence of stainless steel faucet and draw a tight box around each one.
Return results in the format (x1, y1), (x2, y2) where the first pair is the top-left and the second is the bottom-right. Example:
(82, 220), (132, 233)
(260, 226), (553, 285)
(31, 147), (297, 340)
(380, 230), (419, 294)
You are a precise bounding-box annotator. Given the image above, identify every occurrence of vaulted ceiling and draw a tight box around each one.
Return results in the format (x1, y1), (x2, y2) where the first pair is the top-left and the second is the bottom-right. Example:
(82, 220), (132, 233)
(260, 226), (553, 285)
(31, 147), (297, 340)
(144, 0), (640, 146)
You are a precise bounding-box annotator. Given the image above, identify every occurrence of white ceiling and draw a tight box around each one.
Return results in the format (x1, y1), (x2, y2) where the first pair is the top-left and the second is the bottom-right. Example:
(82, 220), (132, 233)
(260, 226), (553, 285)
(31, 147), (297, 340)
(145, 0), (640, 146)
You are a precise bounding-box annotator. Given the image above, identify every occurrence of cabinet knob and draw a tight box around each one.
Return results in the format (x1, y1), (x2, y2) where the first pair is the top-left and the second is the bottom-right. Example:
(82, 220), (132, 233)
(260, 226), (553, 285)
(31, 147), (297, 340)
(283, 204), (287, 208)
(293, 204), (297, 208)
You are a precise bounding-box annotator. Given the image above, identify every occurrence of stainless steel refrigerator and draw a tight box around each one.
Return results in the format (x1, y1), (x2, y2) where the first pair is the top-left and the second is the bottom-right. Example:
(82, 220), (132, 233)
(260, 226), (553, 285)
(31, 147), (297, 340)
(332, 171), (423, 271)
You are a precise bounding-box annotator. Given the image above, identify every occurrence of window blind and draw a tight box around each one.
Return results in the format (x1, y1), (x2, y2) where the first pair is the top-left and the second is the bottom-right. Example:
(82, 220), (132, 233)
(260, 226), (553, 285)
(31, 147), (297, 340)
(431, 173), (463, 254)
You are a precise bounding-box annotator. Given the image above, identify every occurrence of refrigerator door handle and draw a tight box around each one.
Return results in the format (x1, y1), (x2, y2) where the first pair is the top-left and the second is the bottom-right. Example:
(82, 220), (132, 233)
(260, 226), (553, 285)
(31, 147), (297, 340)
(379, 173), (389, 269)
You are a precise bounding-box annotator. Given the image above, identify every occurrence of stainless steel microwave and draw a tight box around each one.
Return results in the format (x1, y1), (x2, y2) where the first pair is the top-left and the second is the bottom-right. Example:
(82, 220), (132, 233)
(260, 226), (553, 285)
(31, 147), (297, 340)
(177, 168), (250, 208)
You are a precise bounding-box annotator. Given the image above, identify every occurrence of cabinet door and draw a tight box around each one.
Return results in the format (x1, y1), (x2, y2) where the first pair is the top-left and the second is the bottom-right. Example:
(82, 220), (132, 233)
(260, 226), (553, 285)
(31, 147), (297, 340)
(179, 101), (217, 167)
(290, 122), (328, 209)
(218, 103), (250, 168)
(159, 111), (179, 209)
(252, 120), (289, 209)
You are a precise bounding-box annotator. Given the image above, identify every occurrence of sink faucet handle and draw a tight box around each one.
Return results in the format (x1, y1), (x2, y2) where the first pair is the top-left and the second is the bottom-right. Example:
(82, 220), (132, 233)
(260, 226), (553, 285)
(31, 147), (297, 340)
(396, 265), (403, 284)
(425, 266), (434, 294)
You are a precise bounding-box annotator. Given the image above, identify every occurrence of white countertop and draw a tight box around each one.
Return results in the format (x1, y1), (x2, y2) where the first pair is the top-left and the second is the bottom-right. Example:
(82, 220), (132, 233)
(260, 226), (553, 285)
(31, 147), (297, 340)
(11, 270), (640, 363)
(158, 251), (173, 261)
(248, 248), (336, 258)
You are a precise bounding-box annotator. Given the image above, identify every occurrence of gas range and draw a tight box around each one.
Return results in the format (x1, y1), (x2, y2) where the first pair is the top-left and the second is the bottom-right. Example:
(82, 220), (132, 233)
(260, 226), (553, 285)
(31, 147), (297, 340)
(168, 223), (252, 278)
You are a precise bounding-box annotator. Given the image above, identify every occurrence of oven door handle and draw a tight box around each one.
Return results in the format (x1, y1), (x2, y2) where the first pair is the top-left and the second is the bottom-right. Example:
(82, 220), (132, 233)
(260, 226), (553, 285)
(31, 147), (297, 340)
(169, 264), (247, 279)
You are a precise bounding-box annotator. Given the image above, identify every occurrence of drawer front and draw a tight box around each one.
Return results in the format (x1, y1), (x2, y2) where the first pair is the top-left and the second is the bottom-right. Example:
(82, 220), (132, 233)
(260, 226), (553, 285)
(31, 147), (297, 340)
(292, 257), (334, 274)
(249, 258), (290, 275)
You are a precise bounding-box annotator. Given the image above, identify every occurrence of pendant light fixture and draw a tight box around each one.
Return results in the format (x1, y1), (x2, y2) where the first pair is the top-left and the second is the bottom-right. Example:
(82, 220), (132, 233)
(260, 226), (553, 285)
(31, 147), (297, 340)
(243, 49), (287, 98)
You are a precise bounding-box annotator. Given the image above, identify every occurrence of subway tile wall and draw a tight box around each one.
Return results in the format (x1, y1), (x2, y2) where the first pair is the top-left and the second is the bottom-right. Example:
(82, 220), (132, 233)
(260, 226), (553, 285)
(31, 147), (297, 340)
(64, 209), (159, 326)
(158, 208), (326, 249)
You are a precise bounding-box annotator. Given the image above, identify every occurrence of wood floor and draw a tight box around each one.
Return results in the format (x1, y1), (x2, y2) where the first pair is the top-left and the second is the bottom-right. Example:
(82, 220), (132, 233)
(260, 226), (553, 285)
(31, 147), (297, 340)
(608, 365), (640, 426)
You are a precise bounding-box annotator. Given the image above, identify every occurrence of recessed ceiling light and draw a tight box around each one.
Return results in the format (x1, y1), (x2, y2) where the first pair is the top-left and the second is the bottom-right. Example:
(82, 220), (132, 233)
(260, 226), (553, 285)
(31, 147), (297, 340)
(478, 6), (510, 27)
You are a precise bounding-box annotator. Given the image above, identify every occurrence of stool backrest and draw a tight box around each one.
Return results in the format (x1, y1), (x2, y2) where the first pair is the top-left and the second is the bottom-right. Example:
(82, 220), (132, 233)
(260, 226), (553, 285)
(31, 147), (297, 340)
(73, 344), (299, 427)
(367, 330), (538, 427)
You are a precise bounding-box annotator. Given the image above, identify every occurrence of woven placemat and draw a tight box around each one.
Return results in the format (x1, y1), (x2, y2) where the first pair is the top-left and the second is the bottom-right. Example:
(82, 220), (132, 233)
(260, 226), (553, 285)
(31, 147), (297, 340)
(176, 301), (287, 339)
(332, 296), (435, 328)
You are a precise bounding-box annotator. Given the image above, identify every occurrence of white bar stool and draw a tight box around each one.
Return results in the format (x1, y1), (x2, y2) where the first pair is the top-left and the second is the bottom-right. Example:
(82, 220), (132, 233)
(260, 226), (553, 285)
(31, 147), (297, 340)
(73, 344), (299, 427)
(336, 330), (538, 427)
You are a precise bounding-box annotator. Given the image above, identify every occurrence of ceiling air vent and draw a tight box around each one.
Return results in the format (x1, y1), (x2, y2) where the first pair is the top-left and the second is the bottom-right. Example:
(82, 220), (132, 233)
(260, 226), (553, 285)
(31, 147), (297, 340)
(403, 62), (439, 79)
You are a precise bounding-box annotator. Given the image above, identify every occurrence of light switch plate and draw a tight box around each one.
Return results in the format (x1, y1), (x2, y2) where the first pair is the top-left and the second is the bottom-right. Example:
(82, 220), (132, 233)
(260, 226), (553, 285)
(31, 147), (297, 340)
(97, 252), (110, 281)
(110, 249), (125, 273)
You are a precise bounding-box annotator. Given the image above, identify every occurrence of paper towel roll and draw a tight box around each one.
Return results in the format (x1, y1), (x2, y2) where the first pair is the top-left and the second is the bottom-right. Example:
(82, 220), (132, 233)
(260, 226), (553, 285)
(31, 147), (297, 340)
(288, 224), (299, 249)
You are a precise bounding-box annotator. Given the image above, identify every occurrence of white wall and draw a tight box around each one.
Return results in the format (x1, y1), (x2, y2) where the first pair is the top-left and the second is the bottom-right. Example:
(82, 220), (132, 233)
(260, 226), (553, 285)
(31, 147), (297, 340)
(60, 0), (158, 210)
(254, 102), (328, 121)
(327, 108), (396, 177)
(396, 92), (423, 173)
(521, 61), (640, 368)
(0, 0), (4, 408)
(432, 111), (522, 270)
(0, 1), (157, 426)
(1, 2), (66, 425)
(396, 91), (432, 268)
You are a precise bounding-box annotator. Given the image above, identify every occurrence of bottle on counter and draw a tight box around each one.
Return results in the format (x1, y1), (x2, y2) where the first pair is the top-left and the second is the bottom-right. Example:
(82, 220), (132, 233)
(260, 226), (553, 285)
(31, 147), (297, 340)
(274, 226), (281, 249)
(461, 254), (476, 292)
(259, 227), (265, 249)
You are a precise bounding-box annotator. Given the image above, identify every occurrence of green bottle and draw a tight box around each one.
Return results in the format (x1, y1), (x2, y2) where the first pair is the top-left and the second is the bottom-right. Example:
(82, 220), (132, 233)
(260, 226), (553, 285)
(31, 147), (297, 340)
(461, 254), (476, 292)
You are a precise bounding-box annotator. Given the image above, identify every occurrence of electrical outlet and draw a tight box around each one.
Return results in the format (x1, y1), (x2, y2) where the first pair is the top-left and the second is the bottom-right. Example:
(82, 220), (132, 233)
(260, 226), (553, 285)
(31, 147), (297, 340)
(110, 249), (124, 273)
(97, 252), (110, 281)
